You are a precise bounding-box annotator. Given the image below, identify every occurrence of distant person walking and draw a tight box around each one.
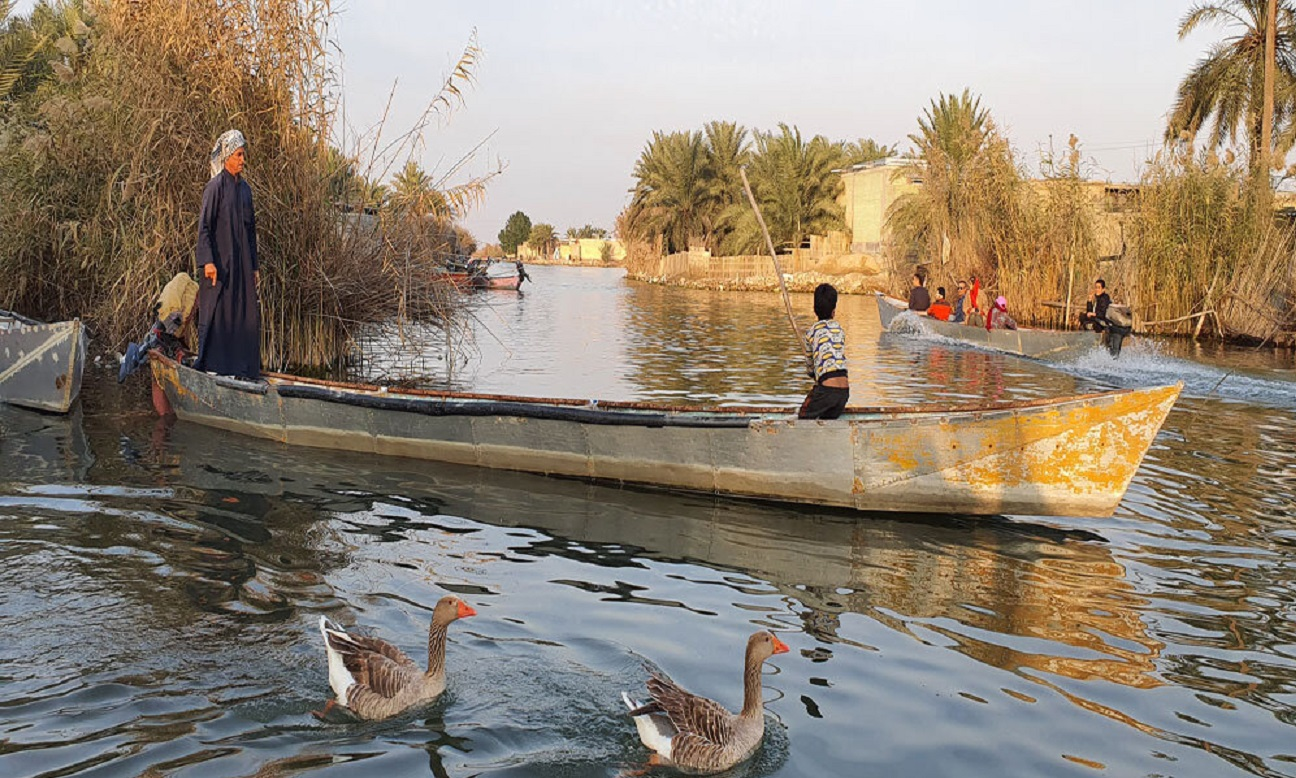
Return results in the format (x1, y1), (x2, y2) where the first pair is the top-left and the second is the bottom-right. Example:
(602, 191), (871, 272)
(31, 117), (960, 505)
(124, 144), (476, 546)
(798, 283), (850, 420)
(195, 129), (261, 380)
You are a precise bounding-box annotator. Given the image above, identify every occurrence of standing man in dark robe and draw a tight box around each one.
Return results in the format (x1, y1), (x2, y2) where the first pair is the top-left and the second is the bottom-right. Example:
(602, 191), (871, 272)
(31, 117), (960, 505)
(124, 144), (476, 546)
(195, 129), (261, 379)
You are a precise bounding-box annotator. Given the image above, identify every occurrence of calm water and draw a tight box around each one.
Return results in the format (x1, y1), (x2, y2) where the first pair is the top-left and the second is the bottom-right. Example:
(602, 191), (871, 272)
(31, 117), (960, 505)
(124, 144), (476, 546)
(3, 264), (1296, 777)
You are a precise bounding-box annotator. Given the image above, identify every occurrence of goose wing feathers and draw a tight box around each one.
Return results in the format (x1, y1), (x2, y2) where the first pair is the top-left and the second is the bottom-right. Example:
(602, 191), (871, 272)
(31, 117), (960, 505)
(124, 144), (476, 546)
(645, 673), (736, 746)
(324, 628), (421, 699)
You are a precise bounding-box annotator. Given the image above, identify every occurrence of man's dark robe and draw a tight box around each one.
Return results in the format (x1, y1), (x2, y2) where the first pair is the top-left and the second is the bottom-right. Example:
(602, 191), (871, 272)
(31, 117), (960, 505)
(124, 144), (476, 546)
(195, 169), (260, 379)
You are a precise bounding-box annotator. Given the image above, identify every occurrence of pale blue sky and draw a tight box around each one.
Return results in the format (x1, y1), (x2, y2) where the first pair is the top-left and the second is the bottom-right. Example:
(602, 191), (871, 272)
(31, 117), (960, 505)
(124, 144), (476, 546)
(333, 1), (1209, 243)
(14, 0), (1219, 244)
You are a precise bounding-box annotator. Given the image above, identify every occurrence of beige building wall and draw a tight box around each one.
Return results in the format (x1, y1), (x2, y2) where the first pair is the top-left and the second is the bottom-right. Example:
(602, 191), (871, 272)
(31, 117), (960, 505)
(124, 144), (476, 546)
(838, 158), (922, 255)
(557, 238), (627, 263)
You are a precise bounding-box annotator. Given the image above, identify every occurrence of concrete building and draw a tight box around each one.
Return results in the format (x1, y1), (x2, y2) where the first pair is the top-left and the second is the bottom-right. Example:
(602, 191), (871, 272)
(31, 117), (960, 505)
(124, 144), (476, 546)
(837, 157), (1141, 259)
(836, 157), (923, 255)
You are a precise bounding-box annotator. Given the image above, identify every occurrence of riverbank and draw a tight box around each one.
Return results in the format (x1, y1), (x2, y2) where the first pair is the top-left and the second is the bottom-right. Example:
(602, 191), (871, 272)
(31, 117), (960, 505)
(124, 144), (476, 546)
(624, 249), (886, 294)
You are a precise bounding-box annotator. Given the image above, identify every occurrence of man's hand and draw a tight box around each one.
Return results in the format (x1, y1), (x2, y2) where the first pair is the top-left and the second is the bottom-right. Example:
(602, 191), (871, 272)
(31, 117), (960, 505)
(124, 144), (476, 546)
(254, 270), (260, 290)
(204, 263), (217, 284)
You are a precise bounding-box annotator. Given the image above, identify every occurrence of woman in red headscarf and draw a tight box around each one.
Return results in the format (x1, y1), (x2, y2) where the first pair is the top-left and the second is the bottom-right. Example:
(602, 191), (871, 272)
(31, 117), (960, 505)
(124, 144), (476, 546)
(986, 295), (1018, 331)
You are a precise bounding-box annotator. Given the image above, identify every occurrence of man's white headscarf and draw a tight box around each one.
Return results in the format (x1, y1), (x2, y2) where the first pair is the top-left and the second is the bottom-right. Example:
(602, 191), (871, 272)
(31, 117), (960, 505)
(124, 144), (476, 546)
(209, 129), (246, 179)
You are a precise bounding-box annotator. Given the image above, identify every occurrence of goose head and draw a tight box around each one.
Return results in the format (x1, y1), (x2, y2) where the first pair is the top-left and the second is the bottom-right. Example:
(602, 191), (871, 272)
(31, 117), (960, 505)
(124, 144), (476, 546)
(432, 595), (477, 626)
(747, 630), (790, 664)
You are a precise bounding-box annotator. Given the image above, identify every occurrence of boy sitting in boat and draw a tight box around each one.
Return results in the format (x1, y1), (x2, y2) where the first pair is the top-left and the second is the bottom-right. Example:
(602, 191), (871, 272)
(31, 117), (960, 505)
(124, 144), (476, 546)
(928, 287), (953, 321)
(799, 284), (850, 420)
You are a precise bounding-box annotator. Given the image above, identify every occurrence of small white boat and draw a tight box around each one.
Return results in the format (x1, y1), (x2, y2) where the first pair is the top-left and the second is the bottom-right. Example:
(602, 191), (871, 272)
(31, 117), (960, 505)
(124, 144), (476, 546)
(0, 310), (87, 413)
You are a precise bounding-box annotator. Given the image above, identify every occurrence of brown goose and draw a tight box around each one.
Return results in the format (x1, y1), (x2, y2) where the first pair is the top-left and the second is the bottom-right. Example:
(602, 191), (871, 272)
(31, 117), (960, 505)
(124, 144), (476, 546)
(623, 630), (789, 775)
(317, 595), (476, 720)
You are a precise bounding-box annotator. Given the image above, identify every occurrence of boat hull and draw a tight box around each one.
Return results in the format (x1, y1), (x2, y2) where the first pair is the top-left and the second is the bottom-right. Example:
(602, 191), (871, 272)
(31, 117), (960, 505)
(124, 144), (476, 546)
(0, 315), (86, 413)
(150, 356), (1179, 518)
(876, 293), (1099, 359)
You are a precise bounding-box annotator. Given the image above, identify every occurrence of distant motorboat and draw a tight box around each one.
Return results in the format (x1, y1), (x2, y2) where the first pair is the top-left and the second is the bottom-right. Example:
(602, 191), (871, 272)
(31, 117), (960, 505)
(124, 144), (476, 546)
(876, 293), (1104, 360)
(0, 310), (87, 413)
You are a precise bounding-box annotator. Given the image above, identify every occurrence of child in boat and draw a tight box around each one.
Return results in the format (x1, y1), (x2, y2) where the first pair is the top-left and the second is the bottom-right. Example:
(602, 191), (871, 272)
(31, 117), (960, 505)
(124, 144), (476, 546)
(928, 287), (953, 321)
(799, 283), (850, 420)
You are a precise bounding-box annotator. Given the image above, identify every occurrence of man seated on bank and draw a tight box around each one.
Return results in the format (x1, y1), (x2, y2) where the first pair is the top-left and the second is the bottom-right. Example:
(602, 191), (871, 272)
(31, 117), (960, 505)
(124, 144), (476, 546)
(907, 273), (931, 314)
(1080, 278), (1112, 332)
(798, 283), (850, 420)
(928, 287), (953, 321)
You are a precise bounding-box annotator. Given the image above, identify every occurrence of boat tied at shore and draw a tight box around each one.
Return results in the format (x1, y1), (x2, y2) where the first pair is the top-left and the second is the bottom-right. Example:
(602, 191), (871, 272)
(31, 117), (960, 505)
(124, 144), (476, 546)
(1, 310), (87, 413)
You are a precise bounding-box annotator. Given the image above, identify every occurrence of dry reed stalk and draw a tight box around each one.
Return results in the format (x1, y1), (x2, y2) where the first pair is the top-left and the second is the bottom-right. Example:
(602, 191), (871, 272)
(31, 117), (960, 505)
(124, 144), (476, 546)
(0, 0), (493, 374)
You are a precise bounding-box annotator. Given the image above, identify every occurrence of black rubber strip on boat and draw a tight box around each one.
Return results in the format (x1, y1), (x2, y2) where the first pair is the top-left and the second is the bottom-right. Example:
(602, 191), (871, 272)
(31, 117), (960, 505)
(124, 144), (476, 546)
(273, 383), (755, 428)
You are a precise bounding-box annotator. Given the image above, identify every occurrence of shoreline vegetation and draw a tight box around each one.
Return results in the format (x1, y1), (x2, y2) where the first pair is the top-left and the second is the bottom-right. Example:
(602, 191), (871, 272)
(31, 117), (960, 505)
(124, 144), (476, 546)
(619, 113), (1296, 346)
(0, 0), (493, 370)
(616, 1), (1296, 348)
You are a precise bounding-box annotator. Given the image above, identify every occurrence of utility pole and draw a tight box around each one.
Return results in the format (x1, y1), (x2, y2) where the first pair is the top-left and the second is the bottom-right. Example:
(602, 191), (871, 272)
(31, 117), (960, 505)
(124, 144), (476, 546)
(1261, 0), (1277, 183)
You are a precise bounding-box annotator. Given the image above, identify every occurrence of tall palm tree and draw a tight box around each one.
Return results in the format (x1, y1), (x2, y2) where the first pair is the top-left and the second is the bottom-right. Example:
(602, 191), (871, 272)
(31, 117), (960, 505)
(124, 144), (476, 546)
(390, 160), (449, 217)
(527, 222), (556, 258)
(887, 89), (1017, 274)
(840, 138), (896, 166)
(627, 129), (714, 253)
(722, 123), (846, 254)
(1167, 0), (1296, 169)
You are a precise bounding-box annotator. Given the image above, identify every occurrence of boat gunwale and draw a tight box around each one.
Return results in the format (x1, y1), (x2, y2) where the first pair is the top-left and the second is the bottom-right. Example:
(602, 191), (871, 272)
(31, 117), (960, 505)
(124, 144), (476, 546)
(149, 354), (1179, 420)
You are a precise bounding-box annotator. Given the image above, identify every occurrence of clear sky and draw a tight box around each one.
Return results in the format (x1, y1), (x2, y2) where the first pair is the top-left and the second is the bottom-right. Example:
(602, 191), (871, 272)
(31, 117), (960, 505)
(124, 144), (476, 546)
(334, 1), (1220, 244)
(7, 1), (1219, 244)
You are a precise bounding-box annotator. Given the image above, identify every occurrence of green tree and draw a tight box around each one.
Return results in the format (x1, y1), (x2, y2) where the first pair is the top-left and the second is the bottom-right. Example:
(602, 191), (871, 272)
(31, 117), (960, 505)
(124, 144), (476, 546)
(498, 210), (532, 255)
(720, 123), (847, 254)
(1167, 0), (1296, 170)
(390, 160), (451, 216)
(840, 137), (896, 166)
(527, 222), (556, 257)
(887, 89), (1022, 283)
(626, 129), (713, 253)
(566, 224), (608, 239)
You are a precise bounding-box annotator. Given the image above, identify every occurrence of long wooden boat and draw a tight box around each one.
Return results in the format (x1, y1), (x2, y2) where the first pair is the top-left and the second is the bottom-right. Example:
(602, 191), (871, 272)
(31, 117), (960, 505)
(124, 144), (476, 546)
(0, 310), (87, 413)
(876, 293), (1100, 360)
(150, 354), (1180, 518)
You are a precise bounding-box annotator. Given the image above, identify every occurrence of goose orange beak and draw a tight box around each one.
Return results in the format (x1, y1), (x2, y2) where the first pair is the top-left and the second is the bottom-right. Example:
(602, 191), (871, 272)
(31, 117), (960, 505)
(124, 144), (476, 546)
(457, 601), (477, 619)
(772, 635), (790, 654)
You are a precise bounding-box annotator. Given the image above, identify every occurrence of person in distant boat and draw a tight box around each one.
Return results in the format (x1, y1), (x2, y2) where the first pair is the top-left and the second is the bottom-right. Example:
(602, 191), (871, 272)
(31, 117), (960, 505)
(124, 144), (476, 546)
(928, 287), (953, 321)
(964, 275), (985, 326)
(798, 283), (850, 420)
(986, 295), (1018, 331)
(1080, 278), (1112, 332)
(195, 129), (260, 380)
(907, 273), (931, 314)
(951, 279), (969, 323)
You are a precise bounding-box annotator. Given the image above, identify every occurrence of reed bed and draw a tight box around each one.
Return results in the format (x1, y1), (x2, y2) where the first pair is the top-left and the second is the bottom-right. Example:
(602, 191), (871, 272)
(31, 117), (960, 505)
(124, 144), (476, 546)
(0, 0), (485, 370)
(887, 125), (1296, 343)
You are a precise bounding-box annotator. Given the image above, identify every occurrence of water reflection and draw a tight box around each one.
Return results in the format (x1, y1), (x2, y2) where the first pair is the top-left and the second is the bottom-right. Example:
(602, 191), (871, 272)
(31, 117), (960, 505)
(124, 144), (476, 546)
(4, 266), (1296, 777)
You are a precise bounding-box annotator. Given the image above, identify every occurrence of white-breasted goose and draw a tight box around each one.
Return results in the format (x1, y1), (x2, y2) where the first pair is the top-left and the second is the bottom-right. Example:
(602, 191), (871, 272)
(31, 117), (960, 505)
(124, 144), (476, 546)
(623, 630), (789, 774)
(317, 595), (476, 721)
